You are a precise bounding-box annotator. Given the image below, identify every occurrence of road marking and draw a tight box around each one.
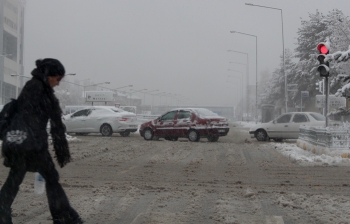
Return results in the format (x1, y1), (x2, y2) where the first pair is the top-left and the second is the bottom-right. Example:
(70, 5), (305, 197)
(117, 165), (137, 175)
(266, 215), (284, 224)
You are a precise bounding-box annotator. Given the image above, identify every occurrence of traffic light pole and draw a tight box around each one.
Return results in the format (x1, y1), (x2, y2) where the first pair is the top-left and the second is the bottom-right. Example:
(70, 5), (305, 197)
(316, 41), (330, 127)
(325, 77), (329, 127)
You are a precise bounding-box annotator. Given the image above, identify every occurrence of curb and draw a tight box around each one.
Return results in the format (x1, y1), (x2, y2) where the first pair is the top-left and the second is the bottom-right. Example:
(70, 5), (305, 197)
(296, 139), (350, 158)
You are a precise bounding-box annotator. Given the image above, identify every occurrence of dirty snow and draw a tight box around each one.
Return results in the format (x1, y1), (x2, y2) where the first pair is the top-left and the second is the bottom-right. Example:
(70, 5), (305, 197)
(239, 121), (350, 166)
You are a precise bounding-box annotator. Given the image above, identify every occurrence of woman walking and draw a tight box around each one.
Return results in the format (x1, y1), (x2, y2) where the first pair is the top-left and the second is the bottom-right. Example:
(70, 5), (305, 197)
(0, 59), (83, 224)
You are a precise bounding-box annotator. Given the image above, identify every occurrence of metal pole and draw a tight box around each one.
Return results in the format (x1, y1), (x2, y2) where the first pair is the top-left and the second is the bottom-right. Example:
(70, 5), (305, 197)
(322, 78), (325, 116)
(281, 10), (287, 113)
(152, 95), (155, 114)
(227, 49), (249, 121)
(300, 92), (302, 112)
(245, 4), (286, 113)
(325, 77), (329, 127)
(255, 36), (258, 123)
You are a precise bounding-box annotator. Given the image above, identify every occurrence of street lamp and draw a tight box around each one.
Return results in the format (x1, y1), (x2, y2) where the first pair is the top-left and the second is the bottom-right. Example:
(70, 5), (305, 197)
(167, 93), (178, 107)
(9, 73), (77, 98)
(229, 61), (246, 65)
(227, 69), (244, 120)
(175, 94), (189, 106)
(227, 76), (243, 121)
(150, 91), (166, 113)
(142, 89), (159, 105)
(245, 3), (286, 113)
(162, 93), (174, 109)
(125, 88), (147, 106)
(227, 50), (249, 120)
(83, 81), (110, 97)
(230, 31), (258, 123)
(114, 84), (133, 91)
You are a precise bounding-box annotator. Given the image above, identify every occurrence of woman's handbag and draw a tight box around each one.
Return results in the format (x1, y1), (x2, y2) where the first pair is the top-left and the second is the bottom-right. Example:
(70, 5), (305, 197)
(3, 113), (41, 152)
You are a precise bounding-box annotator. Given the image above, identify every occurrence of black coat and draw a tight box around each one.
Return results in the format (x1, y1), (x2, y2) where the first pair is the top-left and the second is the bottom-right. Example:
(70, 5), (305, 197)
(2, 70), (71, 169)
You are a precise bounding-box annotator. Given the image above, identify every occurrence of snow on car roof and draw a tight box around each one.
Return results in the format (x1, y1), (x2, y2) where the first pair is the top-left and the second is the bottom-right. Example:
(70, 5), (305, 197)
(171, 108), (220, 117)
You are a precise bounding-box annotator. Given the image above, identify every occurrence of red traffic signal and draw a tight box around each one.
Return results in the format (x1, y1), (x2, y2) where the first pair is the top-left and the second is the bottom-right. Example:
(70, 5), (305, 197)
(316, 42), (330, 77)
(317, 43), (329, 54)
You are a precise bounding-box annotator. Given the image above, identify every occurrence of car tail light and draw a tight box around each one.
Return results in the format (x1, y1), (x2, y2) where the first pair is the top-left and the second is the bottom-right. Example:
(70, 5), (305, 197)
(118, 117), (130, 122)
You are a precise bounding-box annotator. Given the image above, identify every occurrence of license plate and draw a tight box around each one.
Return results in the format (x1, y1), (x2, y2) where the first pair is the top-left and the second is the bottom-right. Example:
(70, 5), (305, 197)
(218, 129), (226, 133)
(129, 125), (137, 128)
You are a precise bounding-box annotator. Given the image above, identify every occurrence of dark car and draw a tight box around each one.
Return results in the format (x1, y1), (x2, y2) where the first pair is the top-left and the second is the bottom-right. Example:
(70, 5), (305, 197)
(139, 108), (229, 142)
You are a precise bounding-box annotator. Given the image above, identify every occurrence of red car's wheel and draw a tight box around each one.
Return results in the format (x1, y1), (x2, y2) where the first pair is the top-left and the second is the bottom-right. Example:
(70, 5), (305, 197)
(188, 129), (200, 142)
(143, 128), (154, 141)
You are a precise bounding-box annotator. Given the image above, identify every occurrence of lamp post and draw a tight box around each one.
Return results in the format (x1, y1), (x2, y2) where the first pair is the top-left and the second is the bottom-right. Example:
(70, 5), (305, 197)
(83, 81), (110, 97)
(151, 91), (166, 113)
(227, 77), (243, 121)
(163, 93), (174, 109)
(227, 50), (249, 120)
(168, 93), (177, 107)
(227, 70), (244, 121)
(245, 3), (286, 113)
(230, 31), (258, 123)
(175, 95), (188, 106)
(143, 89), (159, 105)
(114, 84), (133, 91)
(126, 88), (147, 106)
(10, 73), (77, 98)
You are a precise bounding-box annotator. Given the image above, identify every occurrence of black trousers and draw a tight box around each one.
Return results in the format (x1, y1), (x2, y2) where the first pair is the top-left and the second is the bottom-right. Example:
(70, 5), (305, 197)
(0, 149), (80, 224)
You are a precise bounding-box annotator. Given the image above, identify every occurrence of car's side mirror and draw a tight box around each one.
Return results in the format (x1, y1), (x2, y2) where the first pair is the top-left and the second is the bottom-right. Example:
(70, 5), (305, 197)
(273, 120), (276, 124)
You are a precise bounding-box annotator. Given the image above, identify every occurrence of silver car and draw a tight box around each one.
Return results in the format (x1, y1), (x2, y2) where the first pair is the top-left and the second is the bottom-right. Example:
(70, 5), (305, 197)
(62, 106), (138, 136)
(249, 112), (325, 141)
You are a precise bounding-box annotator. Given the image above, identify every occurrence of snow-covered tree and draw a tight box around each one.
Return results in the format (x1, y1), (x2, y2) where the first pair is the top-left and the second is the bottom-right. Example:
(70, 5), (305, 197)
(260, 49), (296, 109)
(263, 9), (350, 111)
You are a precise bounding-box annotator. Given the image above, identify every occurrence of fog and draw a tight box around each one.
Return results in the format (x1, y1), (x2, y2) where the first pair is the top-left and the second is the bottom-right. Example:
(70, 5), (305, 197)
(23, 0), (350, 107)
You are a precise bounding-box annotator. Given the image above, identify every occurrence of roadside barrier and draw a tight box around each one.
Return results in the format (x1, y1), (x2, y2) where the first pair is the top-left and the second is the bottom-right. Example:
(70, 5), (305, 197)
(297, 123), (350, 157)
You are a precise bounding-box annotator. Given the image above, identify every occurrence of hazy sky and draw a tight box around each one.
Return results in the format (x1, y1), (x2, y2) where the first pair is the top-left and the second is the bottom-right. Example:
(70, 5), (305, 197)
(23, 0), (350, 107)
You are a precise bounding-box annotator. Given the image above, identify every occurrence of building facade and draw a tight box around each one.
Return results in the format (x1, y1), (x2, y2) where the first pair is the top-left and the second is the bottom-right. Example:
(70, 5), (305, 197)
(0, 0), (25, 104)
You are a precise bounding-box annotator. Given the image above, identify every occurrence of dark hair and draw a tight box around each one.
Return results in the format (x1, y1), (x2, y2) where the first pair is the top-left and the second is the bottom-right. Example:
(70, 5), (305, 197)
(35, 58), (65, 77)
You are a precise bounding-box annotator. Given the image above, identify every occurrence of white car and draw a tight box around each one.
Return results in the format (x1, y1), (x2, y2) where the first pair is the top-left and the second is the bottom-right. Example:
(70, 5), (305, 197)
(62, 106), (138, 136)
(249, 112), (325, 141)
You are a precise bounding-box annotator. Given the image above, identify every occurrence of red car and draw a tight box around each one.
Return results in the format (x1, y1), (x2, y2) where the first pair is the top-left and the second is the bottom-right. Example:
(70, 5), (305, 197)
(139, 108), (230, 142)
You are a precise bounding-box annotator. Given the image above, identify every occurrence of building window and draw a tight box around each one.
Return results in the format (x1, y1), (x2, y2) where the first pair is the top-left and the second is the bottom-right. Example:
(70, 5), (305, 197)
(4, 16), (18, 31)
(5, 0), (18, 14)
(3, 30), (17, 61)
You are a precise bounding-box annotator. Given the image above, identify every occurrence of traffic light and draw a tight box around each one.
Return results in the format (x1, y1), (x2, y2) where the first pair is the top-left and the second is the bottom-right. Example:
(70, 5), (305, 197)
(315, 80), (323, 94)
(316, 42), (330, 77)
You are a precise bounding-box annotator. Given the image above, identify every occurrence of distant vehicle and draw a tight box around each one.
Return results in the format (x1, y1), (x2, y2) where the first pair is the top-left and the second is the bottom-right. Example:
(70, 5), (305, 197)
(139, 108), (230, 142)
(119, 106), (137, 114)
(249, 112), (325, 141)
(63, 106), (138, 136)
(65, 105), (91, 115)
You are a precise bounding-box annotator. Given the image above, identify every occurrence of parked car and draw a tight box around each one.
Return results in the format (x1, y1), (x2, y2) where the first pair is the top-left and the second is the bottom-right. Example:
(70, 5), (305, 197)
(139, 108), (229, 142)
(62, 106), (138, 136)
(249, 112), (325, 141)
